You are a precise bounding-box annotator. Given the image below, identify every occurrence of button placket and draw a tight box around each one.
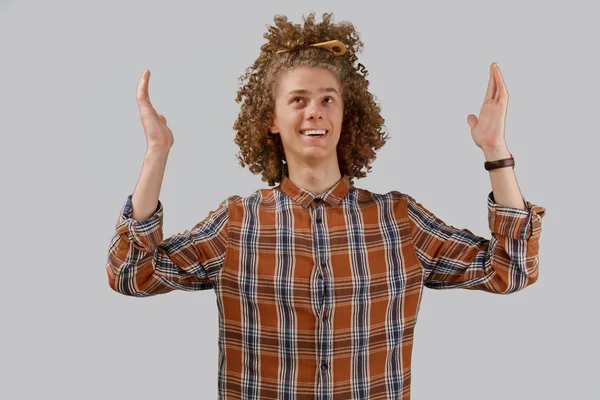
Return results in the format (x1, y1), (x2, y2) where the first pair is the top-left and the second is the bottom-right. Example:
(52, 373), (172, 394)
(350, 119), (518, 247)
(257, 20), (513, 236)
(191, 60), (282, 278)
(311, 201), (332, 396)
(313, 211), (327, 308)
(319, 261), (326, 279)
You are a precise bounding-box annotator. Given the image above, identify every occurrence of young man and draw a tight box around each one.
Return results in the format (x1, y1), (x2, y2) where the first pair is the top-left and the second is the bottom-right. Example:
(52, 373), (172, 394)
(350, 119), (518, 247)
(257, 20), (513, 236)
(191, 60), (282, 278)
(106, 13), (546, 400)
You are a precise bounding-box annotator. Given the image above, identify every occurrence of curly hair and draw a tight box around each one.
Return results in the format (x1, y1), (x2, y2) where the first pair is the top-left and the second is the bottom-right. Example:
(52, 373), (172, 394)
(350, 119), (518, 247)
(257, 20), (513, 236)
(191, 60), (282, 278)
(233, 12), (390, 186)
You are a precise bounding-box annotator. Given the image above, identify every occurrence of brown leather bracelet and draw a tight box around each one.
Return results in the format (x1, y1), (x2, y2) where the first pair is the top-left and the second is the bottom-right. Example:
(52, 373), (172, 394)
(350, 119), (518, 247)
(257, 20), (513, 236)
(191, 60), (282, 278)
(484, 152), (515, 171)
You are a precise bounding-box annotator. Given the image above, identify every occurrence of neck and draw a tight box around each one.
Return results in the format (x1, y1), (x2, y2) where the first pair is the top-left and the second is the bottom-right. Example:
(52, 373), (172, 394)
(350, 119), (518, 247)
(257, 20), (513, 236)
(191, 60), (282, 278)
(286, 158), (342, 195)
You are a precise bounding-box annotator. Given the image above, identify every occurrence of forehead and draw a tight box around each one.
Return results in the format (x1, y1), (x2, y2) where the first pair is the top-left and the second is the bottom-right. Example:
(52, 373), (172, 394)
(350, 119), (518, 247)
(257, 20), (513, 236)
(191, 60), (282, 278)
(275, 66), (341, 97)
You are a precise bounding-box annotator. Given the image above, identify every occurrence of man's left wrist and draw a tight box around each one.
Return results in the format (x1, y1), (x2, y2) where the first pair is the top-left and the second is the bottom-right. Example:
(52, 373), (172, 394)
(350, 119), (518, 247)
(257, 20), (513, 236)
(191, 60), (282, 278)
(483, 145), (512, 162)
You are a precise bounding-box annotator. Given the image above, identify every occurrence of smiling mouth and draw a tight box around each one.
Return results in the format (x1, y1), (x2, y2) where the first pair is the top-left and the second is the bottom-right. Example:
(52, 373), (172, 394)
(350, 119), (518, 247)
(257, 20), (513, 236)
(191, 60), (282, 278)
(300, 129), (329, 138)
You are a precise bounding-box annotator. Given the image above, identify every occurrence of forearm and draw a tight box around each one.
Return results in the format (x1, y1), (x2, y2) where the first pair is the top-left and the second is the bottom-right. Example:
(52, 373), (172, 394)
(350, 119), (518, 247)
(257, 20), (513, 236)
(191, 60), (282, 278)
(131, 149), (170, 220)
(483, 146), (525, 210)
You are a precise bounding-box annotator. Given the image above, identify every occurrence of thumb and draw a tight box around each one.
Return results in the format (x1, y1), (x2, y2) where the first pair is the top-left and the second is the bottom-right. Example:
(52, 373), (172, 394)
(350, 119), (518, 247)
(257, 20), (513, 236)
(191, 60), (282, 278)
(467, 114), (478, 129)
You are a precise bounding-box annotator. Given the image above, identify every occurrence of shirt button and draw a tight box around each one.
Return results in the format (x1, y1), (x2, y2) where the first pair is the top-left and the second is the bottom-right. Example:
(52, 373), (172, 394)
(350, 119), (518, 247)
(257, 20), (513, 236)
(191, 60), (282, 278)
(316, 217), (322, 223)
(321, 362), (328, 370)
(320, 261), (326, 268)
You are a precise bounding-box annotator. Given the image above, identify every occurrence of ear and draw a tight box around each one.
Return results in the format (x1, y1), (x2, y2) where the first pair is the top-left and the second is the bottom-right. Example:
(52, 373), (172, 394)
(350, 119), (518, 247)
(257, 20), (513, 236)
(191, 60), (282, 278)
(268, 114), (280, 134)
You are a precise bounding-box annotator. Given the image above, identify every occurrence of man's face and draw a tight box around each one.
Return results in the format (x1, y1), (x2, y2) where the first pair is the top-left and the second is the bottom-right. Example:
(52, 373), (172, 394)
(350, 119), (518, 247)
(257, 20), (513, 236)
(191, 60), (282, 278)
(268, 66), (344, 165)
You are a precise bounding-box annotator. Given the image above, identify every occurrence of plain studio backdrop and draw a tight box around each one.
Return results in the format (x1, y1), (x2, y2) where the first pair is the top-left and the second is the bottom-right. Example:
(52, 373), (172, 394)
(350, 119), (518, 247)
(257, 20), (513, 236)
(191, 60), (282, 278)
(0, 1), (597, 399)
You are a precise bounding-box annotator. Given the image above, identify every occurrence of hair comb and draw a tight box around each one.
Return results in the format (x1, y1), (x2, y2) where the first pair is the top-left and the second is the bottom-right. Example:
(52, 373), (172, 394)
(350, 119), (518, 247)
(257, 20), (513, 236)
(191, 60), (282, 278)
(275, 39), (347, 56)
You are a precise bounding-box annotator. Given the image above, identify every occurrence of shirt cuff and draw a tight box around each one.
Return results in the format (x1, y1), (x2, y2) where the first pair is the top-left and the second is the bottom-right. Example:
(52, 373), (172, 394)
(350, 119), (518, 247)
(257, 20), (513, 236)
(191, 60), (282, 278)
(115, 194), (164, 252)
(487, 191), (546, 240)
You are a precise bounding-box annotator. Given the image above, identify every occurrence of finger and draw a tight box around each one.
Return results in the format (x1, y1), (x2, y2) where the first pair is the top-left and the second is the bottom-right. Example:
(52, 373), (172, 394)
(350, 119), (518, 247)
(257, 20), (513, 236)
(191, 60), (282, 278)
(484, 63), (496, 102)
(492, 63), (499, 101)
(493, 64), (507, 101)
(136, 69), (152, 107)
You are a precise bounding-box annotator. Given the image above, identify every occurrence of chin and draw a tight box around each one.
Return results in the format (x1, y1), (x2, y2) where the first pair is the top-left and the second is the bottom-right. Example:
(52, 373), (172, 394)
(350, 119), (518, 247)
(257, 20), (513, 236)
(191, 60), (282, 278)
(301, 151), (334, 162)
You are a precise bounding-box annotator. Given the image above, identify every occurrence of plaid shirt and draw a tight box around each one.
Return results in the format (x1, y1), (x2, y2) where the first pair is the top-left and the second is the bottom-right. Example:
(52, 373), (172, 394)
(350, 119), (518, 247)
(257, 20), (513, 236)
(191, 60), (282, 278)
(106, 174), (546, 400)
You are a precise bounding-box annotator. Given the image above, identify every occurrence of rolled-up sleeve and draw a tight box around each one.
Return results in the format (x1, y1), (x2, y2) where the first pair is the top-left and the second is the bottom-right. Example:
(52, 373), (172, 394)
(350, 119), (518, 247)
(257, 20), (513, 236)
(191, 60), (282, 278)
(407, 191), (546, 294)
(105, 194), (234, 297)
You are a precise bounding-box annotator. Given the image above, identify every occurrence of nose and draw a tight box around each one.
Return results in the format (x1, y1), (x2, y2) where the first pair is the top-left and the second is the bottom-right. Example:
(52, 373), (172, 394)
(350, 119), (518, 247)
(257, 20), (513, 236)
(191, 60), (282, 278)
(307, 102), (323, 119)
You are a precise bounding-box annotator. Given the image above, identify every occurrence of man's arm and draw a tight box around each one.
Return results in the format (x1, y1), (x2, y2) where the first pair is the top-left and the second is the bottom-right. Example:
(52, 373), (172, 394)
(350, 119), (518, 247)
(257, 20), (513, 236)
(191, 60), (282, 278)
(106, 193), (231, 297)
(406, 188), (546, 294)
(105, 147), (232, 296)
(483, 145), (525, 209)
(130, 150), (170, 220)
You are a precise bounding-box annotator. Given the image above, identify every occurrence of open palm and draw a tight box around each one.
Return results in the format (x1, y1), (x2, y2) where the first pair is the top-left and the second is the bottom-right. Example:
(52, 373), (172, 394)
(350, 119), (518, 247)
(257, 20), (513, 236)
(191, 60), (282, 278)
(136, 69), (174, 152)
(467, 62), (509, 151)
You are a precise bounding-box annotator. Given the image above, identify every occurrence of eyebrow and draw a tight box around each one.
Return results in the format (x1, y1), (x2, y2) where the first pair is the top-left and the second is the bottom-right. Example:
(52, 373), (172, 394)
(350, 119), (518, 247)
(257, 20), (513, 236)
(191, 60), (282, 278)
(287, 87), (340, 96)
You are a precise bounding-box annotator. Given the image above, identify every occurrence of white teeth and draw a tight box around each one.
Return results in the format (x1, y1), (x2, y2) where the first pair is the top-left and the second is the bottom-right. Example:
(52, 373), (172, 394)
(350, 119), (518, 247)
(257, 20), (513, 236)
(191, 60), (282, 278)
(302, 129), (327, 136)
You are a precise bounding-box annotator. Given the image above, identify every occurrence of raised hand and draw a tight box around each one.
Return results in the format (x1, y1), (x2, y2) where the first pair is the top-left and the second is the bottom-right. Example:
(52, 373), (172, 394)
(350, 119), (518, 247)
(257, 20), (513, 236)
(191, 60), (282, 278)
(467, 62), (509, 152)
(136, 69), (174, 153)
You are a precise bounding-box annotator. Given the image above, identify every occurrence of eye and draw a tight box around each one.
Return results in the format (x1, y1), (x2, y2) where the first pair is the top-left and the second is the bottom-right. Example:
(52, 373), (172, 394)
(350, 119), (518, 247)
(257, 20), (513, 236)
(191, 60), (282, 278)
(323, 97), (333, 103)
(292, 97), (303, 103)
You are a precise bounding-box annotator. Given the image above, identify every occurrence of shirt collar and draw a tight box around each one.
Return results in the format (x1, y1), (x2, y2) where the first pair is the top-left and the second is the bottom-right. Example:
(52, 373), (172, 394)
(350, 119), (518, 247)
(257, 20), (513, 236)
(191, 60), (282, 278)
(277, 174), (354, 209)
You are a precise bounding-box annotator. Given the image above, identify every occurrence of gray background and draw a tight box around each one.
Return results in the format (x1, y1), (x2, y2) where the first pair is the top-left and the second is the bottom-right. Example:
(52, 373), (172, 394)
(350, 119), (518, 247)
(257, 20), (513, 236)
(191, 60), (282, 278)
(1, 0), (597, 398)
